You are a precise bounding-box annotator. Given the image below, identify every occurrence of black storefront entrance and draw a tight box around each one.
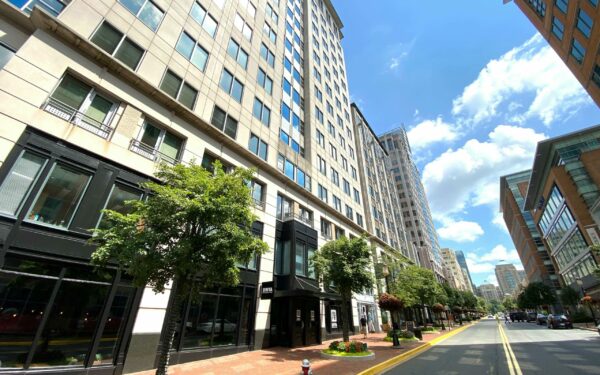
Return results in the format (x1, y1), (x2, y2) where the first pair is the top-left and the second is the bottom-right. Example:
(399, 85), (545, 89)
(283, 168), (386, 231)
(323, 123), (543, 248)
(269, 208), (330, 348)
(0, 130), (146, 374)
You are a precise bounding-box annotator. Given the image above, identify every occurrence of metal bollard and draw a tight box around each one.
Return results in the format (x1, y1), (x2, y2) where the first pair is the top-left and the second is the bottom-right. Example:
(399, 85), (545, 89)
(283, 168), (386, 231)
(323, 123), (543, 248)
(301, 359), (313, 375)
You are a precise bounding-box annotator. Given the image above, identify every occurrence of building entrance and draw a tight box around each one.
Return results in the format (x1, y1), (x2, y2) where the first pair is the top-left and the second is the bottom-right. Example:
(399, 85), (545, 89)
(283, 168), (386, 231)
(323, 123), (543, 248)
(269, 297), (320, 348)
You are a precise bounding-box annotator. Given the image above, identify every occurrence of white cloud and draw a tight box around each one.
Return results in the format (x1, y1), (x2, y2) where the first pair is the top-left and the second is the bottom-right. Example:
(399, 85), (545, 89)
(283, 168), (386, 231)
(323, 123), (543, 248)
(452, 34), (592, 126)
(422, 124), (546, 219)
(465, 245), (522, 283)
(406, 117), (459, 151)
(437, 220), (484, 243)
(492, 212), (509, 233)
(388, 57), (401, 71)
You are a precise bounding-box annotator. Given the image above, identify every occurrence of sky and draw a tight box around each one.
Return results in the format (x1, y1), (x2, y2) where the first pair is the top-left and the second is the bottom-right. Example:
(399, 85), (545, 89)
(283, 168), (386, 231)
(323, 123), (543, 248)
(333, 0), (600, 287)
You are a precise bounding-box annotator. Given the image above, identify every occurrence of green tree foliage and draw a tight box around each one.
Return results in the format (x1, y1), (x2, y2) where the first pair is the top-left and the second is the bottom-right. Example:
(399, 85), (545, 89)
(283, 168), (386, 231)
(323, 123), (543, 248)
(91, 162), (269, 375)
(392, 265), (446, 307)
(313, 235), (374, 342)
(592, 245), (600, 279)
(517, 282), (556, 310)
(560, 286), (580, 310)
(488, 299), (504, 314)
(502, 296), (517, 311)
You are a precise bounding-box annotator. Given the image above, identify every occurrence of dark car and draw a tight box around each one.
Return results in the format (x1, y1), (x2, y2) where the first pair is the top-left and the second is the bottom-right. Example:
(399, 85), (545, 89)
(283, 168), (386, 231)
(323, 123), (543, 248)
(510, 311), (527, 322)
(536, 313), (547, 325)
(547, 314), (573, 329)
(526, 312), (537, 322)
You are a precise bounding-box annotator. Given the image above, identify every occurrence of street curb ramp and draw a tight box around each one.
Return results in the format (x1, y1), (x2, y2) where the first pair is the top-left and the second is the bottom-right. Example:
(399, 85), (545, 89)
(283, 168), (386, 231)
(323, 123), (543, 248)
(357, 322), (478, 375)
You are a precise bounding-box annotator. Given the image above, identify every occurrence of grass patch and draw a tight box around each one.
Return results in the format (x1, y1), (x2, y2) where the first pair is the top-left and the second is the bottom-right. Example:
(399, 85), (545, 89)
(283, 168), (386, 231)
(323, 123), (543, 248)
(322, 349), (373, 357)
(383, 337), (419, 343)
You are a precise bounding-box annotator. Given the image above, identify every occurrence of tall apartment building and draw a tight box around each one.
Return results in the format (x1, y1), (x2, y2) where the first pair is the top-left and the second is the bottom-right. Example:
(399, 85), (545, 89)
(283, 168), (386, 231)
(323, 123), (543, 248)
(500, 170), (561, 290)
(379, 127), (444, 281)
(477, 283), (504, 302)
(350, 103), (411, 333)
(495, 264), (521, 296)
(0, 0), (372, 373)
(523, 126), (600, 300)
(513, 0), (600, 106)
(440, 248), (469, 291)
(455, 250), (475, 292)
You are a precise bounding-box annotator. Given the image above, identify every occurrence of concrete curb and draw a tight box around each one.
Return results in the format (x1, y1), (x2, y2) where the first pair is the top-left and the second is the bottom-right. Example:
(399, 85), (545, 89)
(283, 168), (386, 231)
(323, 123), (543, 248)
(357, 322), (478, 375)
(320, 351), (375, 361)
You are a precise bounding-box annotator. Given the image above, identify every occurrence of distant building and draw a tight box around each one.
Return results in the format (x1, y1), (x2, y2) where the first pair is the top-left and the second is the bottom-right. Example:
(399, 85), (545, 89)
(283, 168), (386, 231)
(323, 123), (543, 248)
(500, 170), (560, 290)
(513, 0), (600, 107)
(523, 126), (600, 300)
(455, 250), (475, 292)
(495, 264), (521, 296)
(379, 128), (445, 281)
(441, 248), (470, 291)
(478, 283), (504, 302)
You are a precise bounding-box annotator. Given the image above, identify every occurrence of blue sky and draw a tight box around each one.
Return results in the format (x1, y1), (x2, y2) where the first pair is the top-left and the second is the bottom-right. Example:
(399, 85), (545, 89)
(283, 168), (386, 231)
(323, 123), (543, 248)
(333, 0), (600, 287)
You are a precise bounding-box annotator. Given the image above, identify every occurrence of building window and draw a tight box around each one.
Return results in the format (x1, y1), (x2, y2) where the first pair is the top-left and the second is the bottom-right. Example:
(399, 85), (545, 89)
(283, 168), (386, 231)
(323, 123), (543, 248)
(248, 133), (268, 160)
(18, 0), (68, 16)
(210, 105), (238, 139)
(0, 42), (14, 69)
(590, 0), (598, 6)
(345, 205), (353, 220)
(256, 68), (273, 94)
(333, 195), (341, 211)
(26, 163), (91, 228)
(160, 70), (198, 109)
(316, 129), (325, 147)
(97, 183), (142, 228)
(219, 69), (244, 102)
(576, 8), (593, 38)
(259, 43), (275, 67)
(330, 143), (337, 161)
(526, 0), (546, 17)
(238, 0), (257, 17)
(45, 74), (118, 138)
(592, 64), (600, 88)
(118, 0), (164, 31)
(248, 180), (265, 207)
(91, 22), (144, 70)
(234, 13), (253, 41)
(253, 97), (271, 126)
(227, 38), (249, 69)
(570, 38), (586, 63)
(318, 184), (328, 203)
(318, 155), (326, 174)
(356, 213), (363, 227)
(130, 121), (184, 164)
(353, 188), (360, 203)
(555, 0), (569, 13)
(175, 31), (209, 71)
(0, 151), (46, 217)
(321, 218), (332, 238)
(315, 106), (324, 123)
(331, 168), (339, 186)
(190, 1), (218, 37)
(266, 3), (279, 23)
(263, 22), (277, 44)
(343, 179), (350, 195)
(277, 154), (311, 190)
(551, 17), (565, 40)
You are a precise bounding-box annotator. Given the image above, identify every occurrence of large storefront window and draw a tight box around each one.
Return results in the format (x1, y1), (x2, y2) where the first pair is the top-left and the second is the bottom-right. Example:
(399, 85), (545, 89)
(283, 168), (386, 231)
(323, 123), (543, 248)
(0, 151), (46, 216)
(177, 285), (255, 351)
(0, 254), (135, 370)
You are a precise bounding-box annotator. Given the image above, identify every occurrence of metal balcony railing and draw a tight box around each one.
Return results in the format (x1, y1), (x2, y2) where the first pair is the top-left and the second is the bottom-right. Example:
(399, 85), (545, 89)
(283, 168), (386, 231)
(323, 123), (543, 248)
(279, 209), (314, 228)
(44, 97), (113, 139)
(129, 139), (179, 165)
(23, 0), (68, 17)
(253, 198), (266, 211)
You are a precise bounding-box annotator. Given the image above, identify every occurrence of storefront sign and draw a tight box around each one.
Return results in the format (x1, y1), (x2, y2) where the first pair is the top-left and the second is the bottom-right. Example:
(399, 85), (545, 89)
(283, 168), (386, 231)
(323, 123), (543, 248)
(296, 309), (302, 321)
(310, 310), (315, 322)
(331, 309), (338, 329)
(260, 282), (274, 299)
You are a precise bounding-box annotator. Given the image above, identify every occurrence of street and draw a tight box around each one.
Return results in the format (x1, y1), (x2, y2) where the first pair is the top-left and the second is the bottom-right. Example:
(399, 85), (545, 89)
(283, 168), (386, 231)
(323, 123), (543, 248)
(385, 319), (600, 375)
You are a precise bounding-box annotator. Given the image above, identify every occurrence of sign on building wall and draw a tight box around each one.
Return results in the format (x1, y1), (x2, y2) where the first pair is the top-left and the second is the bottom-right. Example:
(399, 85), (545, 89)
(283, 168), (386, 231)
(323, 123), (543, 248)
(260, 281), (274, 299)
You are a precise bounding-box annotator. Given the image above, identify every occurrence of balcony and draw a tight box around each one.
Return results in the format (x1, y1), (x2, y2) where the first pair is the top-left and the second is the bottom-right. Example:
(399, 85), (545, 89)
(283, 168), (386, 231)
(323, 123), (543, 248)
(253, 198), (266, 211)
(278, 209), (313, 228)
(129, 139), (179, 165)
(43, 97), (113, 139)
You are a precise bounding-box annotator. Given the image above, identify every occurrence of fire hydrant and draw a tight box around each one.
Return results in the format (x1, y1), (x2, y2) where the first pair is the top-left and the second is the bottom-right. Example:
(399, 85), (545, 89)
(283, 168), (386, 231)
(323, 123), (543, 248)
(301, 359), (313, 375)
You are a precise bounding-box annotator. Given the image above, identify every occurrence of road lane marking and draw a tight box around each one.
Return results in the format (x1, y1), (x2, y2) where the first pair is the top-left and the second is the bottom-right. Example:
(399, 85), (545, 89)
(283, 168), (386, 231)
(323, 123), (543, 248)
(498, 323), (523, 375)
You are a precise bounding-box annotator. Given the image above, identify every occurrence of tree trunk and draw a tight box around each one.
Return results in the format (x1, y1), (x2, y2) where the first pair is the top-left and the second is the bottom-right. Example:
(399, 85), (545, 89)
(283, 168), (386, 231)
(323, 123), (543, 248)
(341, 291), (350, 342)
(155, 277), (185, 375)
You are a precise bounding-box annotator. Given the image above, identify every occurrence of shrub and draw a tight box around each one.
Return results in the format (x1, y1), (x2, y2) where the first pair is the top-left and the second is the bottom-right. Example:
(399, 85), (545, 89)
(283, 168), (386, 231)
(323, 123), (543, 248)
(572, 310), (594, 323)
(337, 342), (346, 352)
(400, 330), (415, 339)
(329, 341), (340, 350)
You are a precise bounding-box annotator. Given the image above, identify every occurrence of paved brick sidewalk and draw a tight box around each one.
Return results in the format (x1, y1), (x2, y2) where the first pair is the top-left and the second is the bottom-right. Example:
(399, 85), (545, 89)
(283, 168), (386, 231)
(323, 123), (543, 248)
(129, 324), (470, 375)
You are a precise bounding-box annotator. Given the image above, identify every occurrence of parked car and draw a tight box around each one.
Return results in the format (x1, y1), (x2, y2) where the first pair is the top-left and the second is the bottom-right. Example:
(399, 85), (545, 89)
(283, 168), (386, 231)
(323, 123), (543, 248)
(526, 312), (537, 322)
(536, 314), (547, 325)
(547, 314), (573, 329)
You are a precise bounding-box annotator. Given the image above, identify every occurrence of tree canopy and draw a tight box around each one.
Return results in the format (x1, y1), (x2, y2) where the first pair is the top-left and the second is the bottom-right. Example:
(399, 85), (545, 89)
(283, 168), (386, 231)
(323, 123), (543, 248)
(517, 282), (556, 310)
(391, 265), (446, 307)
(313, 235), (374, 342)
(560, 286), (580, 309)
(91, 161), (268, 375)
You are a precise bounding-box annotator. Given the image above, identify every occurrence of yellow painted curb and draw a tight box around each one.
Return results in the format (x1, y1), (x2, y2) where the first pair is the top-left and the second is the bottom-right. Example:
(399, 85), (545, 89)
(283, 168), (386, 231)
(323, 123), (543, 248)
(357, 322), (478, 375)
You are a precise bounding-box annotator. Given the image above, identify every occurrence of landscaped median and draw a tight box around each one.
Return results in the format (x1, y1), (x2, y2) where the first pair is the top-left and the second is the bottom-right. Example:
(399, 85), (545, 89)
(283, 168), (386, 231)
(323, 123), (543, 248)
(357, 321), (478, 375)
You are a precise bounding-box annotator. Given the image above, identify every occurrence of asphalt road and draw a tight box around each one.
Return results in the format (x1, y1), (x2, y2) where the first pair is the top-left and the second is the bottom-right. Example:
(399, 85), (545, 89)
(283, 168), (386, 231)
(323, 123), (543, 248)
(385, 319), (600, 375)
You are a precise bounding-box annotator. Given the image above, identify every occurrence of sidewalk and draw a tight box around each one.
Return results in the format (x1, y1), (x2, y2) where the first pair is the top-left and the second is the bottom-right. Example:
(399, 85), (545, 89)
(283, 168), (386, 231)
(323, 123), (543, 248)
(128, 323), (474, 375)
(574, 322), (599, 332)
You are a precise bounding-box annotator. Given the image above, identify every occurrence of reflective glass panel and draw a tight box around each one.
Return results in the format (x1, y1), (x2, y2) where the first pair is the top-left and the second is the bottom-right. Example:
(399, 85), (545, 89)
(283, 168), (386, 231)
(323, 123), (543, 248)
(0, 151), (46, 216)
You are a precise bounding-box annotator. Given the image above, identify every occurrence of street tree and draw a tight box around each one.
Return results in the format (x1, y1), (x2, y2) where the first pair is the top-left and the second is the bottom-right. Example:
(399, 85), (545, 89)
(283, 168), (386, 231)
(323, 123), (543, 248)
(560, 286), (580, 312)
(519, 282), (556, 310)
(393, 265), (446, 307)
(91, 161), (269, 375)
(592, 245), (600, 279)
(313, 235), (374, 342)
(502, 296), (517, 311)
